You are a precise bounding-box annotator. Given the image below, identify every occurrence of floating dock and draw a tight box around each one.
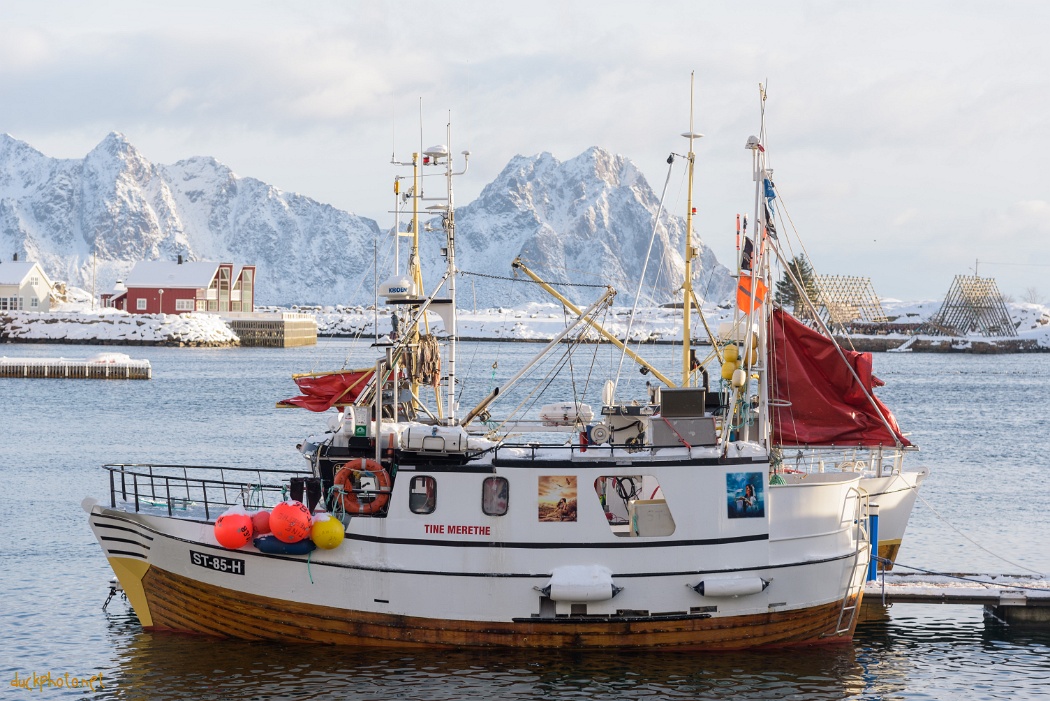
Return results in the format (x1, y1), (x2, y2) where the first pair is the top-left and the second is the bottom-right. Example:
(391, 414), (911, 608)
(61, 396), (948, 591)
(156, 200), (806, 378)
(863, 572), (1050, 625)
(0, 353), (152, 379)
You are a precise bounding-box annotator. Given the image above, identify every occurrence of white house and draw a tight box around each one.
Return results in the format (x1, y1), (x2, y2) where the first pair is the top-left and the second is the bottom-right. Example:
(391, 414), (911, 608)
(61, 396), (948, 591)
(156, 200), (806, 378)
(0, 260), (54, 312)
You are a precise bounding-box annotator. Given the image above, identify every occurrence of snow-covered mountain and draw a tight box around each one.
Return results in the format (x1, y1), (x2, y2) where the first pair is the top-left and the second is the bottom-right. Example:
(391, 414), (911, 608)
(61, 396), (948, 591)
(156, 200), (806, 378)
(0, 134), (732, 306)
(0, 133), (381, 305)
(422, 147), (733, 308)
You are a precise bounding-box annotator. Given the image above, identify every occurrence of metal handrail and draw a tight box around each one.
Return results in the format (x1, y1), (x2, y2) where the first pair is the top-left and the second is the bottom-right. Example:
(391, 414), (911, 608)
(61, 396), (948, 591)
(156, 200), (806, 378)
(491, 440), (715, 461)
(102, 463), (310, 519)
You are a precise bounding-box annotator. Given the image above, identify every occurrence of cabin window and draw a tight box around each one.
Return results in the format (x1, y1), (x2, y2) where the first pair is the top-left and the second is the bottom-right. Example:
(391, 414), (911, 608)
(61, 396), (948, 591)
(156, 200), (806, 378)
(175, 299), (193, 311)
(482, 477), (509, 516)
(30, 297), (39, 308)
(136, 298), (147, 310)
(409, 476), (436, 514)
(594, 475), (675, 537)
(196, 300), (206, 311)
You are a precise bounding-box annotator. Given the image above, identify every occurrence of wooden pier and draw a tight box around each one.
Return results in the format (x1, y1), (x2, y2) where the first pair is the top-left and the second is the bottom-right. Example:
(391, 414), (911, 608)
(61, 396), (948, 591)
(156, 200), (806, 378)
(1, 354), (152, 379)
(863, 572), (1050, 625)
(226, 313), (317, 348)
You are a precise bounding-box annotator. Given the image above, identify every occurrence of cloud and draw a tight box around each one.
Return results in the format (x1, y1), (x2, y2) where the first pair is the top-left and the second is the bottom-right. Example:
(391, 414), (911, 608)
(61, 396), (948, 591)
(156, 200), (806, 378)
(3, 1), (1050, 298)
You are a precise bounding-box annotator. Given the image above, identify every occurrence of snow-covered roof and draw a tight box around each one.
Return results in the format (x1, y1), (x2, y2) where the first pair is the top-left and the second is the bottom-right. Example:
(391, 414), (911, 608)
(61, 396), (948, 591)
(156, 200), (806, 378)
(124, 261), (220, 289)
(104, 280), (127, 300)
(0, 261), (50, 287)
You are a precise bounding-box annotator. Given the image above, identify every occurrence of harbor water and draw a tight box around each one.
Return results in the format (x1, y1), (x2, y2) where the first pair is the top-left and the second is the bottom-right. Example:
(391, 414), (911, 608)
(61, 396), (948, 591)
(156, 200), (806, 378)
(3, 340), (1050, 699)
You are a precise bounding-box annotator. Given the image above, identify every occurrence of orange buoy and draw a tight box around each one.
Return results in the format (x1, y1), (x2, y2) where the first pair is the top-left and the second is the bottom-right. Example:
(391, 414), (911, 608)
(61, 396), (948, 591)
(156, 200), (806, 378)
(251, 510), (271, 535)
(334, 459), (392, 515)
(270, 500), (312, 543)
(214, 510), (253, 549)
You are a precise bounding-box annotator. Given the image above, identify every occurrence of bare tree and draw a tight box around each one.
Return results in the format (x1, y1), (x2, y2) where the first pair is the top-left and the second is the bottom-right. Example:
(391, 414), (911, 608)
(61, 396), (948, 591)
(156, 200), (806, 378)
(1021, 286), (1046, 305)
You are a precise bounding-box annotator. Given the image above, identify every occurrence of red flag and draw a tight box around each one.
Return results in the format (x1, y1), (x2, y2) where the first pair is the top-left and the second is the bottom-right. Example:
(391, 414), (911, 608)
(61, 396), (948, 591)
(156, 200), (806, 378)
(277, 370), (374, 412)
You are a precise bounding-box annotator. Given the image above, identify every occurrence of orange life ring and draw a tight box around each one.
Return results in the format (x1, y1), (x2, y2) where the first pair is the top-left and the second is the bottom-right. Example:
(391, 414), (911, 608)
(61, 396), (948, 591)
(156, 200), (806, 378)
(334, 459), (392, 514)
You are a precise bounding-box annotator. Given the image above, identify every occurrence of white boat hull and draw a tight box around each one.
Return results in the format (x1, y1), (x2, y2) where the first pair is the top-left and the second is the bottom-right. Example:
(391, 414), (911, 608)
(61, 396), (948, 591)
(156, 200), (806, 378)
(860, 469), (927, 569)
(86, 461), (871, 650)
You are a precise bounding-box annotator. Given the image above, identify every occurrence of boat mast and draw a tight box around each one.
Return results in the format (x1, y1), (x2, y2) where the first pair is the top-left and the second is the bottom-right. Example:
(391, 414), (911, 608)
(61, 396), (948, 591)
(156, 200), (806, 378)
(443, 121), (458, 423)
(681, 72), (703, 386)
(753, 83), (771, 447)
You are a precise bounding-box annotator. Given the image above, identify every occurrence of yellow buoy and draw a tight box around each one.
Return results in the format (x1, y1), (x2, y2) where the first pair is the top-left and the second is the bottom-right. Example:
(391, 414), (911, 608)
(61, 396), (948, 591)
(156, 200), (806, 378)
(723, 344), (739, 363)
(743, 346), (758, 367)
(720, 360), (737, 381)
(310, 514), (345, 550)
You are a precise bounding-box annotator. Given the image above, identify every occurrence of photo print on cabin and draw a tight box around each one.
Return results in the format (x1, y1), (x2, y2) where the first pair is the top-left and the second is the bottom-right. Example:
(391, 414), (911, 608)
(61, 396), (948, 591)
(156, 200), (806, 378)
(726, 472), (765, 518)
(538, 476), (577, 522)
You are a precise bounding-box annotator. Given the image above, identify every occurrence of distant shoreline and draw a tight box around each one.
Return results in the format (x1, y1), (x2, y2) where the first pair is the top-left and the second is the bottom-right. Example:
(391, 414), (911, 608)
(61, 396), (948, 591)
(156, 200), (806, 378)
(4, 335), (1045, 353)
(318, 333), (1049, 353)
(3, 308), (1046, 352)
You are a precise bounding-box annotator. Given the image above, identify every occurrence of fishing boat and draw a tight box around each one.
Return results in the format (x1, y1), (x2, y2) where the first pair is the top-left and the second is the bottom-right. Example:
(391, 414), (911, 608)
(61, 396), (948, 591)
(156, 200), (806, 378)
(85, 88), (873, 649)
(505, 85), (925, 572)
(740, 85), (925, 571)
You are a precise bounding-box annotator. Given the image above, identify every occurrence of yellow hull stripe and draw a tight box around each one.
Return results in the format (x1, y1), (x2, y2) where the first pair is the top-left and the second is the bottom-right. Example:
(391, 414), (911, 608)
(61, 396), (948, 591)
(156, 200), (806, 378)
(108, 557), (153, 627)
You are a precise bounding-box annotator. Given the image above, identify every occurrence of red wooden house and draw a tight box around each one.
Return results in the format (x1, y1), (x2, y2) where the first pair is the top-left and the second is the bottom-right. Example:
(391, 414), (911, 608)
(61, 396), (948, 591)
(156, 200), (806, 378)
(103, 259), (256, 315)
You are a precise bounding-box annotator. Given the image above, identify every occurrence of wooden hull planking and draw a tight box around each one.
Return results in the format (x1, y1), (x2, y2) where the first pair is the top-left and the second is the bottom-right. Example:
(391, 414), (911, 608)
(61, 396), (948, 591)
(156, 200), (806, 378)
(141, 566), (860, 650)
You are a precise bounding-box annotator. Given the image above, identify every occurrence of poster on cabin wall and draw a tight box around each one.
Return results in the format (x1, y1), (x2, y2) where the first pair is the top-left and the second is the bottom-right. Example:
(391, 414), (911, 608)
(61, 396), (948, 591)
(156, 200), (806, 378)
(538, 476), (577, 522)
(726, 472), (765, 518)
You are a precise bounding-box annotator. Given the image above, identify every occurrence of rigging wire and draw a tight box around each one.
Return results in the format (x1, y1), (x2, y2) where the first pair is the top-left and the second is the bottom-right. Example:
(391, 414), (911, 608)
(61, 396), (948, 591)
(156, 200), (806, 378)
(488, 296), (615, 436)
(580, 303), (611, 402)
(915, 492), (1045, 575)
(295, 229), (399, 377)
(614, 156), (676, 392)
(459, 269), (607, 289)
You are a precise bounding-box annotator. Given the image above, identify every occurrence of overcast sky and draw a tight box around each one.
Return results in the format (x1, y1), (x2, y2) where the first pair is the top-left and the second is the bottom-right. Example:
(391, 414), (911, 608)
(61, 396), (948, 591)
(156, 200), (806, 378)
(3, 0), (1049, 301)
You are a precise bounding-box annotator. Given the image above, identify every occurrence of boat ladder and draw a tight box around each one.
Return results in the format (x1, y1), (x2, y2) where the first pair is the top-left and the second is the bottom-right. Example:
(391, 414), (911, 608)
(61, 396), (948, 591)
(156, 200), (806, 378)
(832, 488), (870, 636)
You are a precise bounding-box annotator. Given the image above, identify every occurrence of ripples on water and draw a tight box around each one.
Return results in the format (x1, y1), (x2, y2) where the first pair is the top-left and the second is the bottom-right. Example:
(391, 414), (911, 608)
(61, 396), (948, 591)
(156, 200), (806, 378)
(3, 342), (1050, 700)
(84, 611), (1050, 700)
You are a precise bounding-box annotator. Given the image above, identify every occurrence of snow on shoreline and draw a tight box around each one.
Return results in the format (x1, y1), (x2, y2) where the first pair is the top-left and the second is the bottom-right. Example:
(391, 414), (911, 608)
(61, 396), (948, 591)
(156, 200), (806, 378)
(300, 299), (1050, 349)
(0, 309), (239, 346)
(3, 300), (1048, 349)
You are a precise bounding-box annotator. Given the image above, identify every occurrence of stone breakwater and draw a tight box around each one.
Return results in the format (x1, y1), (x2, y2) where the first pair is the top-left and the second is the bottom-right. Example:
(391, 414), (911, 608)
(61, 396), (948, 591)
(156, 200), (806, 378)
(0, 312), (240, 347)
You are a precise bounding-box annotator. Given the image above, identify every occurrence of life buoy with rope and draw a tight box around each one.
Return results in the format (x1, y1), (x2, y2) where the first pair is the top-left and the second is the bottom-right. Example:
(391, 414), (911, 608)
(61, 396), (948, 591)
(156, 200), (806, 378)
(334, 459), (392, 514)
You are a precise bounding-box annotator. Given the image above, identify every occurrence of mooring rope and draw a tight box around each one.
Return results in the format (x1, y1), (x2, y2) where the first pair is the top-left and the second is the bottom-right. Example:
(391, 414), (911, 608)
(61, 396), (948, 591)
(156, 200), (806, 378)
(916, 492), (1044, 575)
(877, 558), (1050, 592)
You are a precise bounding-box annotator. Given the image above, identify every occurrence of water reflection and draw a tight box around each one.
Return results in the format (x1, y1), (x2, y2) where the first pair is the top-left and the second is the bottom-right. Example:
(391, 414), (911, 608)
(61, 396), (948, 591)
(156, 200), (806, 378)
(855, 604), (1050, 701)
(95, 600), (1050, 701)
(103, 622), (866, 700)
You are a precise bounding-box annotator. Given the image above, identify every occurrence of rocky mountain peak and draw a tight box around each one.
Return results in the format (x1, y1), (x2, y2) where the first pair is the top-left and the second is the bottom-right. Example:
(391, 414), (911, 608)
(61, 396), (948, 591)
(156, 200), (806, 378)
(1, 134), (733, 308)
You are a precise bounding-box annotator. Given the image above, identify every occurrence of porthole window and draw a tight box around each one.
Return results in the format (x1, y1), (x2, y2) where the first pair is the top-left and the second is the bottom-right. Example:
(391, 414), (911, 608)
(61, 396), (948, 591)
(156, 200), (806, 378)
(409, 475), (436, 514)
(482, 476), (509, 516)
